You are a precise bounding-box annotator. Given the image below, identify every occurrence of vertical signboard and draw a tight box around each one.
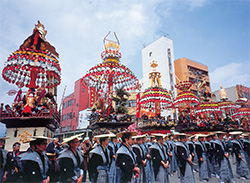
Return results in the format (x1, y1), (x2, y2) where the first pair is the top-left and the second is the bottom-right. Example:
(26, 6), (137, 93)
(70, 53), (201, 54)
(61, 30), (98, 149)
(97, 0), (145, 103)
(136, 93), (140, 118)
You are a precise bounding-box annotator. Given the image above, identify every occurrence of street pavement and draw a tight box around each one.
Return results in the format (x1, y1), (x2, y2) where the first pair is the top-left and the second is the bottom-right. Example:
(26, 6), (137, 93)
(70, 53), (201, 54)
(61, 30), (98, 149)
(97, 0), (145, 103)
(170, 157), (249, 183)
(85, 157), (250, 182)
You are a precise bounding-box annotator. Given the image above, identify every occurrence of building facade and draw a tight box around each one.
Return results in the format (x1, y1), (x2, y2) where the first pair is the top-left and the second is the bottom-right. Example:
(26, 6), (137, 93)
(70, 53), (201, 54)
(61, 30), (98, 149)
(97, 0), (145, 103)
(142, 36), (177, 94)
(174, 57), (211, 101)
(141, 36), (177, 118)
(61, 79), (90, 132)
(212, 85), (250, 107)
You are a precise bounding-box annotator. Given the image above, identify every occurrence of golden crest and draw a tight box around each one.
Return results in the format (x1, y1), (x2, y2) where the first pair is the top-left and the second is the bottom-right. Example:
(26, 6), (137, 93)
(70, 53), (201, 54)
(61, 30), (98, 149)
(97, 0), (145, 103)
(18, 131), (32, 143)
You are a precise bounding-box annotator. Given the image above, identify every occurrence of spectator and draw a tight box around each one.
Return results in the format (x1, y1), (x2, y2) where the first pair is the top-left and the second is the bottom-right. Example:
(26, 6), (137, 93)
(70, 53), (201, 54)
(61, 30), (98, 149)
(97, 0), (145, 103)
(89, 108), (99, 123)
(46, 137), (61, 156)
(14, 103), (22, 116)
(109, 111), (117, 122)
(167, 115), (172, 122)
(4, 105), (14, 115)
(185, 110), (191, 123)
(45, 92), (56, 104)
(81, 137), (93, 182)
(41, 103), (49, 112)
(158, 116), (166, 125)
(142, 113), (148, 121)
(4, 142), (22, 182)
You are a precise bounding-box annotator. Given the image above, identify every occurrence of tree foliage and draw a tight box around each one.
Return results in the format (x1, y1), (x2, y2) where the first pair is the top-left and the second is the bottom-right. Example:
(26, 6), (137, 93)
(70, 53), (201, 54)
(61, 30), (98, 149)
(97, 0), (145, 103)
(112, 86), (130, 114)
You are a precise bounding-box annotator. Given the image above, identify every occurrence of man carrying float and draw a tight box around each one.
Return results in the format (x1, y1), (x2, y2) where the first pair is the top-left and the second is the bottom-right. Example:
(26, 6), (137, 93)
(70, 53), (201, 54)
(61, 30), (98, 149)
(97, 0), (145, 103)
(150, 133), (169, 183)
(88, 134), (112, 183)
(230, 131), (249, 180)
(57, 133), (84, 182)
(115, 131), (140, 183)
(175, 133), (195, 183)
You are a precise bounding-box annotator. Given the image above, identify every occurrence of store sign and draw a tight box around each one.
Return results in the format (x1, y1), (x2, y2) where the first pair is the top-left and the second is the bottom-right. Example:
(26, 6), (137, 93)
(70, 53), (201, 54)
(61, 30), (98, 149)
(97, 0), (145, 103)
(77, 109), (91, 129)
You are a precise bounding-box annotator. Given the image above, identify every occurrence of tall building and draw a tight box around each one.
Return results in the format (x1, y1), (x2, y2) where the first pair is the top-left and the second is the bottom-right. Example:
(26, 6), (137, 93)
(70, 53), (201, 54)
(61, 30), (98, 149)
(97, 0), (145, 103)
(212, 84), (250, 107)
(142, 36), (177, 95)
(61, 79), (90, 132)
(174, 57), (211, 100)
(141, 36), (177, 118)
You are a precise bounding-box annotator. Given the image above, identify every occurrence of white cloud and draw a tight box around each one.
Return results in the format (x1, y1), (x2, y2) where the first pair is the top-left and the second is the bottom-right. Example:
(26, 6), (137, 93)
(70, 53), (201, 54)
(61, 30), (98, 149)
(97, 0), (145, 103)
(187, 0), (208, 11)
(210, 62), (250, 91)
(0, 0), (237, 108)
(0, 0), (163, 105)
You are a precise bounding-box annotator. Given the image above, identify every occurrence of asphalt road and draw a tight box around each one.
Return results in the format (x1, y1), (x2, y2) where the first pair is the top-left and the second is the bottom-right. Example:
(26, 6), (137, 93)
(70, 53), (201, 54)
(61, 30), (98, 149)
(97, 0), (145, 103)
(170, 157), (249, 183)
(85, 157), (250, 183)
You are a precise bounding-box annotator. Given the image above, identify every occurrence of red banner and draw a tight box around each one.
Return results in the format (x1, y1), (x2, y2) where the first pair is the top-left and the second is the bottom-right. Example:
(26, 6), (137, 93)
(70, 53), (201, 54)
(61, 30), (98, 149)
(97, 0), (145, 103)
(90, 87), (96, 107)
(136, 93), (140, 118)
(155, 101), (161, 116)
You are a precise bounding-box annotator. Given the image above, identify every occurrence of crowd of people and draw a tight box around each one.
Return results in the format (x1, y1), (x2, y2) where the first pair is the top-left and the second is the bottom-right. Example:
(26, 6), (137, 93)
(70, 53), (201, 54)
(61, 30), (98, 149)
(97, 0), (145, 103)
(89, 108), (132, 124)
(138, 109), (250, 132)
(141, 113), (175, 126)
(176, 110), (250, 132)
(0, 130), (249, 183)
(1, 89), (56, 117)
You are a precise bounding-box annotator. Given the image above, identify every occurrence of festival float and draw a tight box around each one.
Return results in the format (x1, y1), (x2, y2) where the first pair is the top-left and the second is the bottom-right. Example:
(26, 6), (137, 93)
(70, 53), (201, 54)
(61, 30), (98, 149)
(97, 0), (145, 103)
(232, 97), (250, 130)
(81, 32), (139, 135)
(137, 61), (174, 134)
(232, 107), (250, 119)
(174, 80), (200, 132)
(0, 21), (61, 150)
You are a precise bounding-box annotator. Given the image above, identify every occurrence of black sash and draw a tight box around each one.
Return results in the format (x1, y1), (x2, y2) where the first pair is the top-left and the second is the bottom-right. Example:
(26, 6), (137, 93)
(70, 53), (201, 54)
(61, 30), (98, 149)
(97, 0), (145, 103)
(0, 149), (3, 169)
(70, 148), (80, 166)
(157, 143), (167, 161)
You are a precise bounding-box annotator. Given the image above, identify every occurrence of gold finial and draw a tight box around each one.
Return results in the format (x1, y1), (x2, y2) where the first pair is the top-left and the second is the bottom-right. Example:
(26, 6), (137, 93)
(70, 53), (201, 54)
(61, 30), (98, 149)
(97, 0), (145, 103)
(149, 61), (162, 88)
(104, 41), (120, 51)
(34, 20), (47, 41)
(102, 32), (121, 63)
(150, 61), (158, 71)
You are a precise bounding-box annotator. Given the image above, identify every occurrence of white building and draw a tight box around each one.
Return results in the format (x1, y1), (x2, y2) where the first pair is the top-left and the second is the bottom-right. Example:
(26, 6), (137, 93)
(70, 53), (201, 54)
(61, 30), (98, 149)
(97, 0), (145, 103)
(141, 36), (177, 118)
(142, 36), (177, 94)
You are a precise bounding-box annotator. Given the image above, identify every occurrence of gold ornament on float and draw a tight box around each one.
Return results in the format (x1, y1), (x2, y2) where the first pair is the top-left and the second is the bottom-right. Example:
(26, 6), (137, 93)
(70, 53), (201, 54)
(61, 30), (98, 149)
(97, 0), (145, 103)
(18, 130), (32, 143)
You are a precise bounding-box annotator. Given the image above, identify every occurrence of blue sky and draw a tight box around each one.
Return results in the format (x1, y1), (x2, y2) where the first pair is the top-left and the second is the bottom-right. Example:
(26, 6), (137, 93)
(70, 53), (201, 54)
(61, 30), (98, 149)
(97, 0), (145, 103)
(0, 0), (249, 105)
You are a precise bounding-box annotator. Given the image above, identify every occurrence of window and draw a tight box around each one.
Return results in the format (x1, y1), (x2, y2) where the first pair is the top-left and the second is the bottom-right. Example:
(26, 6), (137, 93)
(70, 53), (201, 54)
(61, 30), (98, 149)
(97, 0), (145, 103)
(247, 93), (250, 99)
(68, 112), (72, 119)
(63, 102), (67, 109)
(168, 49), (172, 71)
(171, 85), (174, 92)
(167, 48), (174, 88)
(14, 129), (18, 137)
(126, 100), (137, 107)
(170, 74), (173, 83)
(242, 92), (246, 98)
(82, 88), (85, 92)
(33, 129), (37, 136)
(62, 114), (67, 121)
(131, 100), (137, 107)
(68, 99), (73, 107)
(149, 52), (152, 57)
(189, 77), (196, 83)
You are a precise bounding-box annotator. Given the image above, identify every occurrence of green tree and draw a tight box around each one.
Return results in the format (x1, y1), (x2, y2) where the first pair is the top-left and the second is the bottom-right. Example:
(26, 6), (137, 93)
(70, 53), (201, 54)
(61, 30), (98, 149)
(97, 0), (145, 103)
(112, 86), (130, 114)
